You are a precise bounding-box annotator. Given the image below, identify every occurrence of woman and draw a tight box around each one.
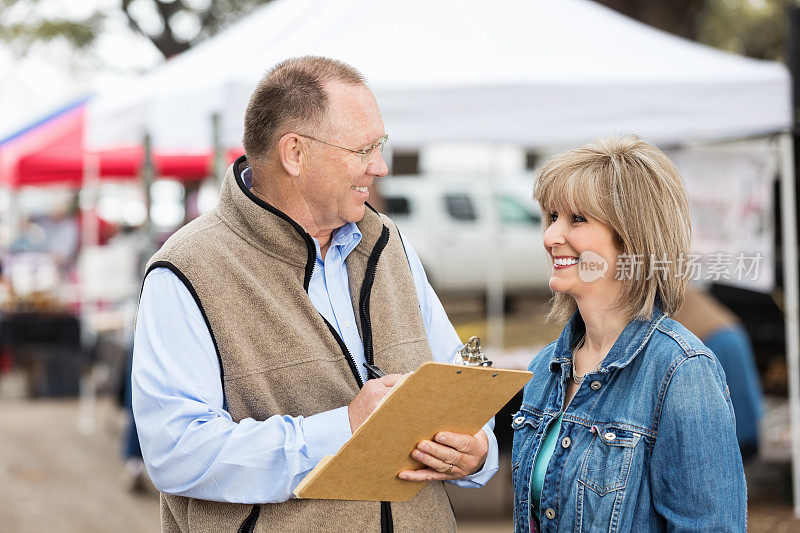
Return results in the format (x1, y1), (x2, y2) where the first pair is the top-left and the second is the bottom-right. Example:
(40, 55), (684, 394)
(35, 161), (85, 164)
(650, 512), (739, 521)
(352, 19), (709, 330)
(512, 135), (746, 532)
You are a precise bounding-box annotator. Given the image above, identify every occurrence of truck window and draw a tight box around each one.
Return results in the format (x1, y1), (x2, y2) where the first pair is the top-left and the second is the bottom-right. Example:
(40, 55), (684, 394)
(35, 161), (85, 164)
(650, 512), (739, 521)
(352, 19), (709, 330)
(385, 196), (411, 216)
(495, 195), (541, 225)
(444, 194), (477, 221)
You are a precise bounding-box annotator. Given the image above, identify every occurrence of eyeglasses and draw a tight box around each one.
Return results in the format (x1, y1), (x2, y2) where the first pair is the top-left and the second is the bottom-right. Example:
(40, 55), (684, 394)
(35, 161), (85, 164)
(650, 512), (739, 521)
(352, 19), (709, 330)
(296, 133), (388, 163)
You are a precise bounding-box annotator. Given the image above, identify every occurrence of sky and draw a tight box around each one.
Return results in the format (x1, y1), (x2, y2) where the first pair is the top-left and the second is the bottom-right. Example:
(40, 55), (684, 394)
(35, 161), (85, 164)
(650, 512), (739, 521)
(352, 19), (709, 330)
(0, 0), (164, 139)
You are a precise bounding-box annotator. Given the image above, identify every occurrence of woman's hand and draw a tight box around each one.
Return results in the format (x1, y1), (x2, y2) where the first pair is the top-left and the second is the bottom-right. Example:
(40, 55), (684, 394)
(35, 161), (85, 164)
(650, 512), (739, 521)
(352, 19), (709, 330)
(397, 430), (489, 481)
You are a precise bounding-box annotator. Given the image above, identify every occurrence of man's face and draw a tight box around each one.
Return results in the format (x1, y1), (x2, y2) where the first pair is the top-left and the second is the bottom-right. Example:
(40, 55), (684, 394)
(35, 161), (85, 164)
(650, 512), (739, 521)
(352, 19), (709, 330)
(297, 82), (389, 232)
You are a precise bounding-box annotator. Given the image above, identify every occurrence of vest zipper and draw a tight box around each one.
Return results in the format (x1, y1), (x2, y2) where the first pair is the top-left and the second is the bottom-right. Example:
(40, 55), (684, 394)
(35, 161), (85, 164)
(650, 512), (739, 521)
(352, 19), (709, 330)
(321, 317), (364, 387)
(235, 162), (386, 529)
(237, 504), (261, 533)
(357, 226), (392, 532)
(380, 500), (394, 533)
(359, 226), (390, 366)
(307, 251), (364, 388)
(307, 221), (393, 532)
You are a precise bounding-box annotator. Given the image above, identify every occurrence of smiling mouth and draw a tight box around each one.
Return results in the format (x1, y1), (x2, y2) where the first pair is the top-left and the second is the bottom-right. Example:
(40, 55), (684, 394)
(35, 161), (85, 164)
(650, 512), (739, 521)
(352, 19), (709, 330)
(553, 256), (579, 267)
(351, 186), (368, 193)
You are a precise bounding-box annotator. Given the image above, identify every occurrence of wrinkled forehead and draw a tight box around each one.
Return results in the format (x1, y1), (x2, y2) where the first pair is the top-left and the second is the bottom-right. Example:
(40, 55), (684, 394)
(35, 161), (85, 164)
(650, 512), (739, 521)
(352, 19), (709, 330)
(324, 83), (382, 124)
(312, 90), (381, 150)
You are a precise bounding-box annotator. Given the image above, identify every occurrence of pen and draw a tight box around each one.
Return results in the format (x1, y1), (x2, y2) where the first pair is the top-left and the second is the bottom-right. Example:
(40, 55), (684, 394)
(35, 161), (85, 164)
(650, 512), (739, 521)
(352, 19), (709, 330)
(363, 363), (386, 379)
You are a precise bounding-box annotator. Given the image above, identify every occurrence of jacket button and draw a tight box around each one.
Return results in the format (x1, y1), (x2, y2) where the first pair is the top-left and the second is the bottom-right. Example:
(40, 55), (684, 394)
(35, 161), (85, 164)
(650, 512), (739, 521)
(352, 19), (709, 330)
(545, 508), (556, 520)
(561, 436), (571, 448)
(590, 380), (602, 390)
(604, 432), (617, 441)
(514, 416), (525, 425)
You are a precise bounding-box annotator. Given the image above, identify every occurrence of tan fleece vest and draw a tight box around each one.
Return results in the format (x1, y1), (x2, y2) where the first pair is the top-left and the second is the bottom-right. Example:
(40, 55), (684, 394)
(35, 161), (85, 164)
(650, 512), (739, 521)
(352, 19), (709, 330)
(145, 157), (456, 533)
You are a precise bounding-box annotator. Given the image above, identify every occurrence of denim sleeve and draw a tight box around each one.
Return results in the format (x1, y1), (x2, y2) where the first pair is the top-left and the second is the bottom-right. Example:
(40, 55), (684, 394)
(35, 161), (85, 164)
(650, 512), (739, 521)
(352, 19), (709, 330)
(401, 230), (499, 487)
(650, 354), (747, 532)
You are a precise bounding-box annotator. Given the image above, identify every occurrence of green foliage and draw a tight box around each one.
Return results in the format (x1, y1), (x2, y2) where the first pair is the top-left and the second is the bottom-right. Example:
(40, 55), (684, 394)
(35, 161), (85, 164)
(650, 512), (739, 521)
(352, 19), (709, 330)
(597, 0), (792, 61)
(0, 0), (105, 55)
(0, 0), (274, 60)
(698, 0), (790, 61)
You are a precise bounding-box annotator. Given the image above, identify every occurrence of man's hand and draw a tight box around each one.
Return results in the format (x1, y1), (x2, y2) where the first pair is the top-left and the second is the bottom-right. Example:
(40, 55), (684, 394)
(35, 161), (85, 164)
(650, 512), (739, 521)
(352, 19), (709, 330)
(397, 430), (489, 481)
(347, 374), (403, 432)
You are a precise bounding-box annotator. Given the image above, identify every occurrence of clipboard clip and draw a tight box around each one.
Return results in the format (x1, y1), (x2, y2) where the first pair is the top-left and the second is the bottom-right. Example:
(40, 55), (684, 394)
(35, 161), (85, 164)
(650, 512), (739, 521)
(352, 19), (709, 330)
(453, 336), (492, 367)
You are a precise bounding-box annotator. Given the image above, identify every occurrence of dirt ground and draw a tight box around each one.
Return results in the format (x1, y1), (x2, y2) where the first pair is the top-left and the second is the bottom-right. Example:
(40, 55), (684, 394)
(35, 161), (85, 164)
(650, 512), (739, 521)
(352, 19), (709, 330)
(1, 294), (798, 532)
(0, 398), (160, 532)
(1, 395), (798, 531)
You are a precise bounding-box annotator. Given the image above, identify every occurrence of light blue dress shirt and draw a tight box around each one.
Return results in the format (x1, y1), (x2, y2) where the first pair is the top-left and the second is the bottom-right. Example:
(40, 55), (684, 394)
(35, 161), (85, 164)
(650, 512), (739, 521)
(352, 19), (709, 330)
(132, 184), (498, 504)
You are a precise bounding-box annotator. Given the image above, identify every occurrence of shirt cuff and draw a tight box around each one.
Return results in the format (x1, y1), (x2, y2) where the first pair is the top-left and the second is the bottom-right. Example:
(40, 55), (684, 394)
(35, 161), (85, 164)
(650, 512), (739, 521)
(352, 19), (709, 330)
(447, 424), (499, 488)
(301, 406), (352, 465)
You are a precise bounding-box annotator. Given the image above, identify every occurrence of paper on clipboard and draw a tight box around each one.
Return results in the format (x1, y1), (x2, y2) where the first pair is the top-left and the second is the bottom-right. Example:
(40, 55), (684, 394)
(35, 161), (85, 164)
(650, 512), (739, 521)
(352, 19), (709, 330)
(293, 361), (532, 502)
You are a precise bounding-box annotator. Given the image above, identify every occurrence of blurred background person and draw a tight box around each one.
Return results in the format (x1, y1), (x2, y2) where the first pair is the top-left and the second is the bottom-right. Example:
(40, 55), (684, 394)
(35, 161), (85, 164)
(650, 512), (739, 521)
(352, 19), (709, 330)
(674, 286), (765, 460)
(121, 342), (147, 493)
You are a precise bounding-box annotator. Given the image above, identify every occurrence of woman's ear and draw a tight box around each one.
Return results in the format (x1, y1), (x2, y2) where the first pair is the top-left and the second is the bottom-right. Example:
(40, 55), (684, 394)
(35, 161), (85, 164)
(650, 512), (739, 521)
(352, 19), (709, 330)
(277, 133), (303, 177)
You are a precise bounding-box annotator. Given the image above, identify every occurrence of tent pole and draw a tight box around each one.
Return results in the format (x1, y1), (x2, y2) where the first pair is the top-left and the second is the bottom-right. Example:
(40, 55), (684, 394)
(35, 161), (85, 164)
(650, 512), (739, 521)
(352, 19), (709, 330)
(779, 131), (800, 517)
(5, 184), (20, 247)
(143, 133), (157, 258)
(486, 159), (505, 353)
(1, 185), (20, 279)
(80, 152), (100, 248)
(486, 212), (504, 353)
(77, 150), (100, 436)
(212, 113), (225, 188)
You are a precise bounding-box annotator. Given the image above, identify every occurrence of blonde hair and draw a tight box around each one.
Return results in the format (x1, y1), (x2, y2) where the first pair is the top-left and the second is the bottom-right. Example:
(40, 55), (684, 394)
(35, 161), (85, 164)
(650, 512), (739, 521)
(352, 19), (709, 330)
(533, 134), (692, 323)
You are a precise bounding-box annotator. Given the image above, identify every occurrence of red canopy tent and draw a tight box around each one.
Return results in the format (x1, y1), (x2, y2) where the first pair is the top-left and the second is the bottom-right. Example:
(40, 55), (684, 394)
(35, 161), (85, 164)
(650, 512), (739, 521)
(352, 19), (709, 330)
(0, 98), (234, 189)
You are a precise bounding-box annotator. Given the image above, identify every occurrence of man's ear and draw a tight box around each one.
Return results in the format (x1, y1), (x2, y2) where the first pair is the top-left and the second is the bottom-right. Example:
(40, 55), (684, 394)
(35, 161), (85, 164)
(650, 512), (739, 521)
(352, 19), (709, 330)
(277, 133), (303, 177)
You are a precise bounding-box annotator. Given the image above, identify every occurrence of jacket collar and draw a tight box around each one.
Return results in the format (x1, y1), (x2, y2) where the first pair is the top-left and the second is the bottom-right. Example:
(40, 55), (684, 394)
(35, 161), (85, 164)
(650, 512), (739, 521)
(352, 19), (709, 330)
(215, 155), (386, 289)
(549, 304), (667, 373)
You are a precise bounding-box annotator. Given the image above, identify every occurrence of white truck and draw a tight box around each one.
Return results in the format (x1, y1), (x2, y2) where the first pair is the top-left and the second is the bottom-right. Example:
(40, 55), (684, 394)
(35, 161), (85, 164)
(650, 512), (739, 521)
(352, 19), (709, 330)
(378, 175), (550, 295)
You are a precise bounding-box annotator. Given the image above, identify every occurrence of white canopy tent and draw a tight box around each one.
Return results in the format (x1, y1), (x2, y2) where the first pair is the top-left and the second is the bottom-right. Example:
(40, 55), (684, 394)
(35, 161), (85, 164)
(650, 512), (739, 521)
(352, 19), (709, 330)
(87, 0), (790, 151)
(86, 0), (800, 514)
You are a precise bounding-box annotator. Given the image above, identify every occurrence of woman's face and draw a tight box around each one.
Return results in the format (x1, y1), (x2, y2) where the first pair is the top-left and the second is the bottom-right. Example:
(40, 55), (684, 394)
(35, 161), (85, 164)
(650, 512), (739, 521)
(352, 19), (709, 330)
(542, 207), (623, 302)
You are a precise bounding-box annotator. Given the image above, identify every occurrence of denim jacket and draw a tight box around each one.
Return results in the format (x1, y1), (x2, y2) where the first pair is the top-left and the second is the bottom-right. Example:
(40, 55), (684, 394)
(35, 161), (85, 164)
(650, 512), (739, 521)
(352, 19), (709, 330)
(511, 307), (746, 532)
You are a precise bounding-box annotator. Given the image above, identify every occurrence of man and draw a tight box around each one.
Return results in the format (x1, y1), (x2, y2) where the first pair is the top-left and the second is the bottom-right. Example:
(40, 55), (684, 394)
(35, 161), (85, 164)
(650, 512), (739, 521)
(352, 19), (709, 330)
(132, 56), (498, 532)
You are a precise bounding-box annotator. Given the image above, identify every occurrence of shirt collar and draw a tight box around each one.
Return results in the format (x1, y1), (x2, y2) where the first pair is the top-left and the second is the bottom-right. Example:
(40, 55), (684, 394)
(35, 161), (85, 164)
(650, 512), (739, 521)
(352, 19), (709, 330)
(242, 166), (254, 189)
(313, 223), (362, 263)
(549, 304), (667, 373)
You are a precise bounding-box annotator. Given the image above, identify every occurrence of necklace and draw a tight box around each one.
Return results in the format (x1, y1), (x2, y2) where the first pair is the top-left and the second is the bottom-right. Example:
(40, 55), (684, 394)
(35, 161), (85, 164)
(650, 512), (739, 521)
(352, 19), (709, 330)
(571, 334), (602, 385)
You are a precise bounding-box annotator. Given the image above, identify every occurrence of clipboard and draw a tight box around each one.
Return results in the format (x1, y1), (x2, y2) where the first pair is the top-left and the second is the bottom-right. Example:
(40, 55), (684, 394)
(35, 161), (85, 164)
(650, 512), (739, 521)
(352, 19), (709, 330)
(293, 361), (532, 502)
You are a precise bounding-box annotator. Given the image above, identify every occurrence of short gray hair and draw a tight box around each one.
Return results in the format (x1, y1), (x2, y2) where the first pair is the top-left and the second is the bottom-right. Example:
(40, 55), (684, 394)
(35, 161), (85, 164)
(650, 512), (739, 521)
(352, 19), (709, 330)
(242, 56), (366, 162)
